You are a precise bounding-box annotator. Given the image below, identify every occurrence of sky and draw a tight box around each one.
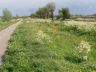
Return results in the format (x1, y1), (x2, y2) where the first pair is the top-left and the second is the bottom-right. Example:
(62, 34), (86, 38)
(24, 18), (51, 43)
(0, 0), (96, 16)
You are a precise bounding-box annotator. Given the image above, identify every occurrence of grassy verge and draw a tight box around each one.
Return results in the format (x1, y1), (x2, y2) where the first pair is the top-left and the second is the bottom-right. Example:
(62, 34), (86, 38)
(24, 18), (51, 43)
(0, 19), (17, 31)
(0, 19), (96, 72)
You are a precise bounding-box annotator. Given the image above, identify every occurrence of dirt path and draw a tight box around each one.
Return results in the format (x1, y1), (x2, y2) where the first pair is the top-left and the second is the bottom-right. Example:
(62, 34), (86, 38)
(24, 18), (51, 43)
(0, 20), (22, 65)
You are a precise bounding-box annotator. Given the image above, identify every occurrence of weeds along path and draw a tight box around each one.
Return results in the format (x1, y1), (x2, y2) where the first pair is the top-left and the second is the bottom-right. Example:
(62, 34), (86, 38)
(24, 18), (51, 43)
(0, 20), (22, 65)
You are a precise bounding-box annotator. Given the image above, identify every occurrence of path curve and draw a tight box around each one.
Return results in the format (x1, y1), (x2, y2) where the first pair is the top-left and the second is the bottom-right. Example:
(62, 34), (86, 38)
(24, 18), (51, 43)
(0, 20), (22, 65)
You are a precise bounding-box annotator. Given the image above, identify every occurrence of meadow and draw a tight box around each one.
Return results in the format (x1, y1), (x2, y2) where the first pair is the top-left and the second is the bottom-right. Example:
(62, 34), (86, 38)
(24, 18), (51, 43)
(0, 19), (96, 72)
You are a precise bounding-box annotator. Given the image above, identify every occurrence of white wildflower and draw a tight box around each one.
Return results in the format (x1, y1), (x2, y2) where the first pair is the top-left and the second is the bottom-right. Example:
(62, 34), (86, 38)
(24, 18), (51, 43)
(36, 30), (52, 43)
(77, 40), (91, 60)
(83, 56), (88, 61)
(64, 21), (96, 32)
(26, 21), (30, 23)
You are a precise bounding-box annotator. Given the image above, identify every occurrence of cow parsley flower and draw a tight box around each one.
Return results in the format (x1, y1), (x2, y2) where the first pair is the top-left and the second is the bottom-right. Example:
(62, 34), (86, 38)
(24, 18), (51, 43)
(36, 30), (52, 43)
(77, 40), (91, 61)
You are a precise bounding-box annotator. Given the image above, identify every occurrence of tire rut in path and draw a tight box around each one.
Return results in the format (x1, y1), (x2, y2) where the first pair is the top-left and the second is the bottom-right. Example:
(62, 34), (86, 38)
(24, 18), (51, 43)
(0, 20), (22, 65)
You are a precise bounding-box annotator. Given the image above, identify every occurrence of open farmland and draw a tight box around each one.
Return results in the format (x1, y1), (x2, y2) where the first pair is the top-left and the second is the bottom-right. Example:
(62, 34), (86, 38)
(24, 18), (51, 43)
(0, 19), (96, 72)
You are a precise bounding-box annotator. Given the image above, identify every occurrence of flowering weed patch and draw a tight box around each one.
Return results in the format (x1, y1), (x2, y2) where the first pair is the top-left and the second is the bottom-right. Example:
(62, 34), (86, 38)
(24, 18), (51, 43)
(36, 30), (52, 44)
(64, 21), (96, 32)
(77, 40), (91, 61)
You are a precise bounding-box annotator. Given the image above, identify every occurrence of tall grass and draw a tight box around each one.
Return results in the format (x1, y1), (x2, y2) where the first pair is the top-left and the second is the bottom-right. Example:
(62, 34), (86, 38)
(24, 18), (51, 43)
(0, 19), (17, 31)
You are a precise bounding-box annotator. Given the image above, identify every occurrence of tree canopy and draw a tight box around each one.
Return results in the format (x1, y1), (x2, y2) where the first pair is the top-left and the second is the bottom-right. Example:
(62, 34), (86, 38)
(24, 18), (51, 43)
(30, 2), (55, 20)
(59, 8), (70, 20)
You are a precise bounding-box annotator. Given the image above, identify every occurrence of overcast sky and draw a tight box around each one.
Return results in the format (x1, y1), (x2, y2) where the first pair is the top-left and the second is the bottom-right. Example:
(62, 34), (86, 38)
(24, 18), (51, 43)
(0, 0), (96, 16)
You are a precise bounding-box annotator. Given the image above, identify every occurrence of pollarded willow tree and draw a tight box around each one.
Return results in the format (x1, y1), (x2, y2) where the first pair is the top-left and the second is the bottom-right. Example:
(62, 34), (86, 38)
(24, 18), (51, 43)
(36, 7), (48, 19)
(30, 2), (55, 20)
(46, 2), (55, 20)
(59, 8), (70, 20)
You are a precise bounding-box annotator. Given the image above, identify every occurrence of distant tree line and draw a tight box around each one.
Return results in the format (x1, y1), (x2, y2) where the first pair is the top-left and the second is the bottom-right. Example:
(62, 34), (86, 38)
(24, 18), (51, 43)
(0, 3), (73, 21)
(30, 2), (55, 20)
(30, 2), (71, 20)
(2, 2), (96, 22)
(1, 8), (21, 22)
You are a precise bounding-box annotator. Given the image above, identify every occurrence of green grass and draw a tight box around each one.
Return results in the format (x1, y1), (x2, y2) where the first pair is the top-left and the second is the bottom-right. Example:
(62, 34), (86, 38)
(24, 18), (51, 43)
(0, 19), (96, 72)
(0, 20), (17, 31)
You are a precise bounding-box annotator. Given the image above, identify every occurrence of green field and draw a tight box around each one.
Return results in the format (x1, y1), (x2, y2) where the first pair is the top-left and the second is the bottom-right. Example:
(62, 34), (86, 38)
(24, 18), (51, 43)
(1, 19), (96, 72)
